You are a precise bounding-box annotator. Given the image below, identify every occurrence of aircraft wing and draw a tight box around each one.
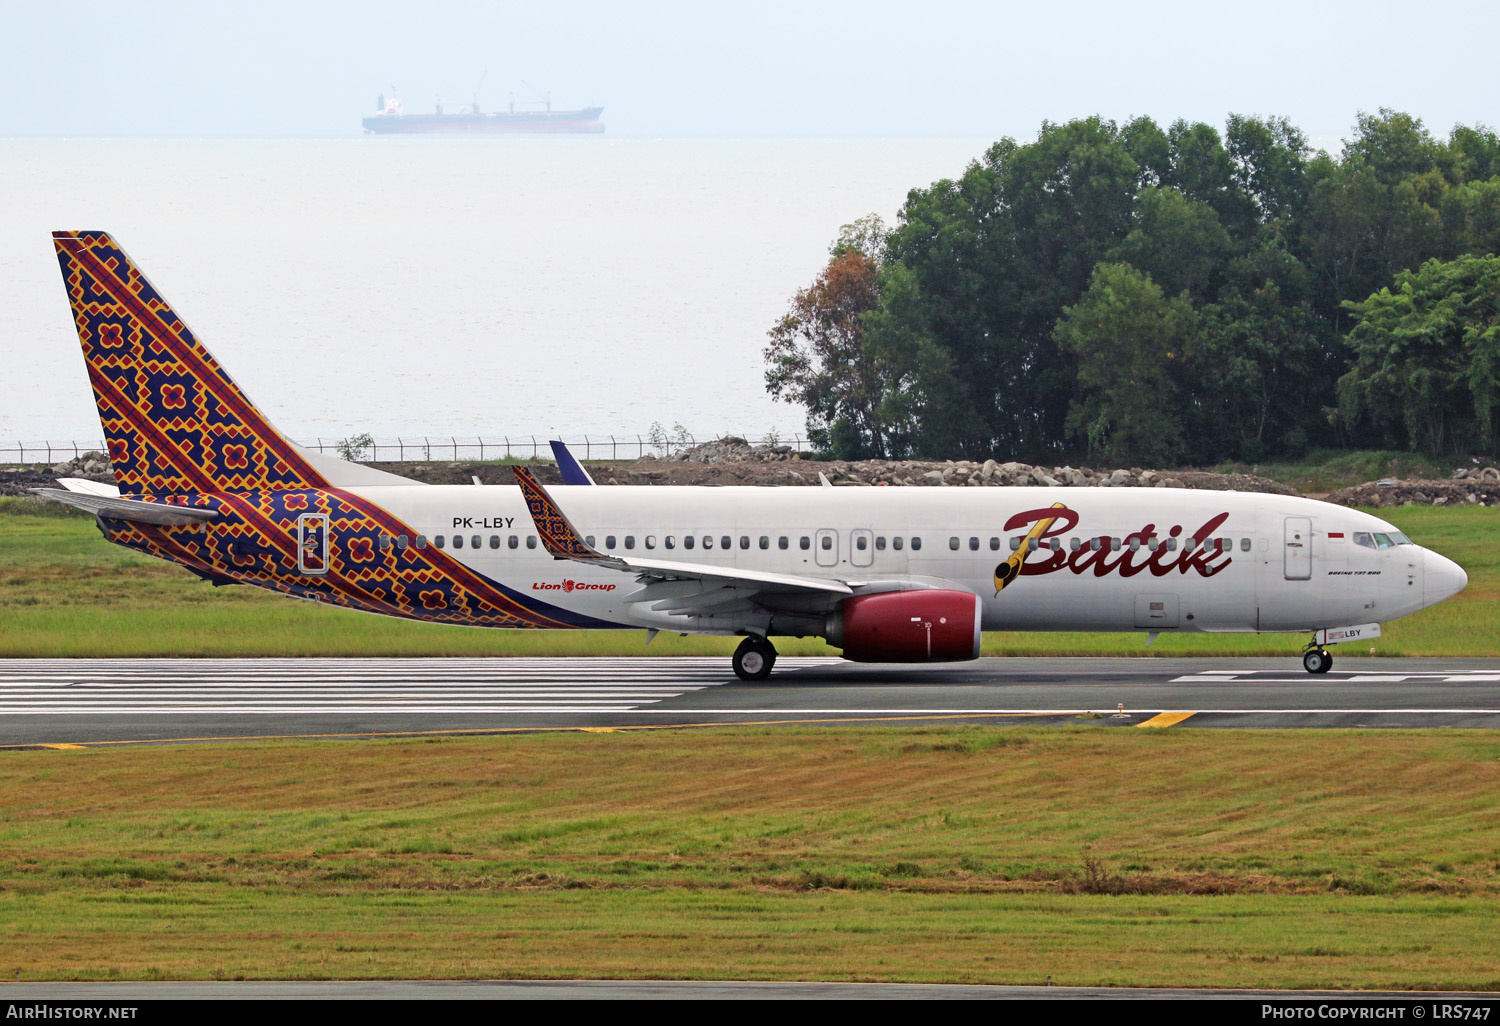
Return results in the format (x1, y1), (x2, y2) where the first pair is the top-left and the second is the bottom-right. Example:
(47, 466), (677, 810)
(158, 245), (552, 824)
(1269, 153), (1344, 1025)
(32, 488), (219, 526)
(512, 466), (852, 597)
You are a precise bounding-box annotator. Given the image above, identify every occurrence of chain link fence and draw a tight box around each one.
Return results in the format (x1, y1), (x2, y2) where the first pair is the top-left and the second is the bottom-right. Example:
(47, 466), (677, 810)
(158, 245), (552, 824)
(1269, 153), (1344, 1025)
(1, 432), (814, 466)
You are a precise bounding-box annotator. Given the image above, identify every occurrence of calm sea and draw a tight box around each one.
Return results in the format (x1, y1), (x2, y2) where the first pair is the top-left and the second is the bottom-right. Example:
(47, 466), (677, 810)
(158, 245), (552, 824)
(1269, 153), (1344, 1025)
(1, 136), (991, 445)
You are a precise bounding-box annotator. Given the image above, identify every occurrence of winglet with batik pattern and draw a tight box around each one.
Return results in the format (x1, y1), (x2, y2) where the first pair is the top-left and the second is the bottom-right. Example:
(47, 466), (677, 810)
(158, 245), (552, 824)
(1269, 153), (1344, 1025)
(513, 465), (619, 565)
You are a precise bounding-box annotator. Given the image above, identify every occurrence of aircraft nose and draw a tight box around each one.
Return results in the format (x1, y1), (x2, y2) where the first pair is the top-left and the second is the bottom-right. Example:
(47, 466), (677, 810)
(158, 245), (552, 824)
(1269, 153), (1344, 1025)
(1424, 549), (1468, 607)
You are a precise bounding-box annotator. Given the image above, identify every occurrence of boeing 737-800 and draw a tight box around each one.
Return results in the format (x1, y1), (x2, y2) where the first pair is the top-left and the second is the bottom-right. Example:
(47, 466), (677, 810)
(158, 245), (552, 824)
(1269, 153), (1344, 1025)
(38, 231), (1469, 680)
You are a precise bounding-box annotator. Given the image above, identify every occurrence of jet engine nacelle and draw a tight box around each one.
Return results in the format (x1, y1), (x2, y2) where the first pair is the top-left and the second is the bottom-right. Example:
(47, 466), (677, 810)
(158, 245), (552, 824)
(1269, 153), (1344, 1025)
(825, 589), (983, 662)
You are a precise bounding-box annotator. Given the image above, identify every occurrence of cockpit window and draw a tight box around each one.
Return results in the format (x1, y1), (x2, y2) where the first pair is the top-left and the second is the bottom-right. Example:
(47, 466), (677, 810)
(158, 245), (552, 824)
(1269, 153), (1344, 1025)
(1390, 531), (1413, 545)
(1374, 533), (1394, 549)
(1353, 532), (1375, 549)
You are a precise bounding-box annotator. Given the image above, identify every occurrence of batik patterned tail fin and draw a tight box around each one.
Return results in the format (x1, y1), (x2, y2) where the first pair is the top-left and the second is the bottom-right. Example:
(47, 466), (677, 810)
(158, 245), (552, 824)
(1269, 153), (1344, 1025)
(52, 231), (327, 495)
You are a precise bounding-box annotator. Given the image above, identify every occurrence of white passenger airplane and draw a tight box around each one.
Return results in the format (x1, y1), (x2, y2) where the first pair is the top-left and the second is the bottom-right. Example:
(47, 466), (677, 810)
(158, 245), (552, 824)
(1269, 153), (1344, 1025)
(39, 231), (1468, 680)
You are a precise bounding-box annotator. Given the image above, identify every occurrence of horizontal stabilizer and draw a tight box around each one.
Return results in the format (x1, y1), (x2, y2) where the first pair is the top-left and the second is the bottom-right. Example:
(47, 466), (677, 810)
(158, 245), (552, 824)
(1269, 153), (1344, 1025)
(32, 488), (219, 526)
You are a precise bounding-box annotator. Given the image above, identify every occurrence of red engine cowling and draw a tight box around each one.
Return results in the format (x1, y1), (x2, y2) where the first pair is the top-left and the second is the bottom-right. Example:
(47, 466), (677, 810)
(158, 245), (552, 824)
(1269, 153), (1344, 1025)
(826, 590), (982, 663)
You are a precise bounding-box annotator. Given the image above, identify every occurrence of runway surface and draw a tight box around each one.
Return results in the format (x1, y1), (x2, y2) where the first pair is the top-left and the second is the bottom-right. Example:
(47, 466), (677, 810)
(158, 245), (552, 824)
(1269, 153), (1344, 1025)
(2, 656), (1499, 747)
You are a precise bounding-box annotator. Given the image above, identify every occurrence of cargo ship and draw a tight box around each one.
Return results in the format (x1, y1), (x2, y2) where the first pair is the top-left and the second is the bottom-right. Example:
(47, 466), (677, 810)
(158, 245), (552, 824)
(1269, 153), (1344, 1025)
(362, 91), (604, 134)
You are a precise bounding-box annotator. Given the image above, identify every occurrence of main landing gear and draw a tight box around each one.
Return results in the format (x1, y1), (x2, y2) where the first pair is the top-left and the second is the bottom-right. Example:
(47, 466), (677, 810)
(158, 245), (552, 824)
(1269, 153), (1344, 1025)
(733, 635), (777, 681)
(1302, 638), (1333, 674)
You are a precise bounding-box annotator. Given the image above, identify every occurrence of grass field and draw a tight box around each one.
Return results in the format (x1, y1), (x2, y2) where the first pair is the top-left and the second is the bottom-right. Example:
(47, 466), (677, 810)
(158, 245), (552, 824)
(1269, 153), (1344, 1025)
(1209, 449), (1457, 495)
(0, 498), (1493, 658)
(3, 727), (1500, 987)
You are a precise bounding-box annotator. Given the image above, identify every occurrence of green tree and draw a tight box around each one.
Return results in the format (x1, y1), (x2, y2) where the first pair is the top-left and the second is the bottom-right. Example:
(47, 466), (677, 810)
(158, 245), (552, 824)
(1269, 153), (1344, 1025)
(1054, 263), (1197, 465)
(1338, 254), (1500, 455)
(1111, 186), (1232, 300)
(885, 117), (1141, 457)
(1450, 123), (1500, 183)
(1166, 119), (1257, 241)
(1225, 114), (1310, 227)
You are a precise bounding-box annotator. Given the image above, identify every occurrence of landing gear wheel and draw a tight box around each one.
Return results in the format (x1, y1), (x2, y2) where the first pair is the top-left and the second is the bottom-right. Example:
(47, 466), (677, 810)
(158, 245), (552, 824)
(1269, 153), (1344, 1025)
(1302, 648), (1333, 674)
(732, 636), (777, 681)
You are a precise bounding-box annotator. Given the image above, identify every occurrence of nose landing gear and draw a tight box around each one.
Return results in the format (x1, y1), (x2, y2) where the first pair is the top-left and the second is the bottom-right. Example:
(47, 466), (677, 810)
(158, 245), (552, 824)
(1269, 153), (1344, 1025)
(732, 635), (778, 681)
(1302, 638), (1333, 674)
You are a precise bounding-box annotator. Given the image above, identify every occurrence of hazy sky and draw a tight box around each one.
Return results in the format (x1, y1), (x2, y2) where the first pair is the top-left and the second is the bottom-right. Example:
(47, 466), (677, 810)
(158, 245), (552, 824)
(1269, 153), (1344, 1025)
(2, 0), (1495, 142)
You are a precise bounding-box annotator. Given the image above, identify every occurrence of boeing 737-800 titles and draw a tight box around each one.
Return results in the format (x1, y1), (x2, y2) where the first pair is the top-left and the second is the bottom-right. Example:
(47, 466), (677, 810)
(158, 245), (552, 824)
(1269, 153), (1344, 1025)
(38, 232), (1469, 680)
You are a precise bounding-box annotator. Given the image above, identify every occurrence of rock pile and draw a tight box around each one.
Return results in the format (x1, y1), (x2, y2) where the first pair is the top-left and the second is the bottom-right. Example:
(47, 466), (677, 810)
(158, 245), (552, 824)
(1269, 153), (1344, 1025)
(0, 452), (115, 496)
(1327, 469), (1499, 508)
(663, 437), (795, 462)
(649, 439), (1300, 493)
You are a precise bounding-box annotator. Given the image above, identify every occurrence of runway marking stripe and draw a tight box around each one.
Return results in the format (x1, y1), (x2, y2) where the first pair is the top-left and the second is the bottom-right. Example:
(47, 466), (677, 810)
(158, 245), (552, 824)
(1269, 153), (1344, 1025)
(1136, 712), (1197, 728)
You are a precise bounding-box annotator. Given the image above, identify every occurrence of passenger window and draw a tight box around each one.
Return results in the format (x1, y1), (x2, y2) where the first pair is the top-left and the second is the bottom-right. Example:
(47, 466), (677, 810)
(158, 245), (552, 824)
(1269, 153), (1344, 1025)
(472, 535), (481, 550)
(508, 535), (519, 549)
(489, 535), (500, 549)
(606, 535), (616, 549)
(800, 536), (811, 550)
(684, 536), (694, 550)
(526, 536), (537, 550)
(760, 536), (770, 550)
(585, 535), (595, 547)
(892, 537), (903, 551)
(1010, 537), (1021, 552)
(740, 536), (750, 550)
(856, 535), (868, 551)
(990, 537), (1001, 551)
(436, 535), (448, 549)
(1147, 538), (1158, 551)
(1183, 537), (1197, 552)
(665, 536), (675, 550)
(778, 536), (789, 550)
(1069, 538), (1080, 551)
(415, 536), (427, 549)
(703, 536), (713, 549)
(379, 534), (392, 550)
(1165, 538), (1177, 551)
(1129, 537), (1141, 552)
(722, 536), (732, 550)
(645, 536), (657, 550)
(397, 535), (409, 550)
(1240, 538), (1251, 552)
(969, 537), (979, 551)
(875, 536), (886, 551)
(911, 538), (922, 551)
(820, 536), (832, 550)
(625, 536), (635, 550)
(949, 536), (960, 551)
